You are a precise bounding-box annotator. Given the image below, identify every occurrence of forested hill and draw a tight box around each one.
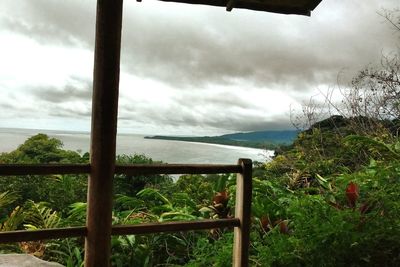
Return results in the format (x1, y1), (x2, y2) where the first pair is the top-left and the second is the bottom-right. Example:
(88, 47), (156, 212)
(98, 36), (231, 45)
(220, 130), (299, 143)
(145, 130), (299, 149)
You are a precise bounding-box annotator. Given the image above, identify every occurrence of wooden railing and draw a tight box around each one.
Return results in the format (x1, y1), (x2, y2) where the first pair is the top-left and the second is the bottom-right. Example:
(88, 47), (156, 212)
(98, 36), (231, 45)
(0, 159), (252, 267)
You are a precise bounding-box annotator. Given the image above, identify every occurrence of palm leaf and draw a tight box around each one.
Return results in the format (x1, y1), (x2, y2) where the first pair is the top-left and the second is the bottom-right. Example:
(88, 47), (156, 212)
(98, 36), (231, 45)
(1, 206), (25, 231)
(23, 201), (60, 229)
(0, 191), (18, 210)
(137, 188), (172, 206)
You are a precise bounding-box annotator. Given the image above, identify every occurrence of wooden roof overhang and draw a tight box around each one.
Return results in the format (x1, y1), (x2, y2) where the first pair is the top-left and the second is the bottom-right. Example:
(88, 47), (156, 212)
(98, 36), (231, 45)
(156, 0), (322, 15)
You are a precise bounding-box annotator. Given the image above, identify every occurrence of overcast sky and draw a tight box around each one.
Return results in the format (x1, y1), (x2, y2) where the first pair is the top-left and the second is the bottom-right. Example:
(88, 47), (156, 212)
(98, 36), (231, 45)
(0, 0), (399, 135)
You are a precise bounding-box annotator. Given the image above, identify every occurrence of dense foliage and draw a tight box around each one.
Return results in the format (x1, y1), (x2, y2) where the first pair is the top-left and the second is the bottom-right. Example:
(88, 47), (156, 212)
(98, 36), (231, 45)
(0, 134), (239, 266)
(1, 120), (399, 266)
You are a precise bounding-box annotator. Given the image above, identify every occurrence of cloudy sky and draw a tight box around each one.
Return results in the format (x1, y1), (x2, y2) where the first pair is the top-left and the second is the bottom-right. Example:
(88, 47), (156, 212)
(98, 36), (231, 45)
(0, 0), (399, 135)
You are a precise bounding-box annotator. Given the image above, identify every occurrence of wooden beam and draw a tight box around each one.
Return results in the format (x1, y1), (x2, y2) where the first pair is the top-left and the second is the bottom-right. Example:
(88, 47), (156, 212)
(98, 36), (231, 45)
(233, 158), (252, 267)
(0, 219), (239, 243)
(226, 0), (235, 12)
(0, 163), (241, 176)
(115, 164), (242, 175)
(112, 218), (240, 235)
(85, 0), (123, 266)
(0, 227), (87, 243)
(0, 164), (90, 176)
(157, 0), (316, 16)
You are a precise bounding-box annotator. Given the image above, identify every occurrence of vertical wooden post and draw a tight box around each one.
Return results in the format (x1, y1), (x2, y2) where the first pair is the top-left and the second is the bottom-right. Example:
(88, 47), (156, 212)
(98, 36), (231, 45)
(85, 0), (123, 266)
(233, 158), (252, 267)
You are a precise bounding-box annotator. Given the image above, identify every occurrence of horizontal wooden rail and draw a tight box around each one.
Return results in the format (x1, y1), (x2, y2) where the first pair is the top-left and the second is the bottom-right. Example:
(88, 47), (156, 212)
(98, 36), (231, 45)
(0, 227), (87, 243)
(0, 219), (240, 243)
(115, 164), (242, 175)
(0, 161), (247, 256)
(0, 163), (243, 176)
(0, 164), (91, 176)
(111, 218), (240, 235)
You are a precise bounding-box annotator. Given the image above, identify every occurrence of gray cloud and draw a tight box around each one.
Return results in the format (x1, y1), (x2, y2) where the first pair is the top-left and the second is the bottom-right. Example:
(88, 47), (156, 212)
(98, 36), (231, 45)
(2, 0), (398, 90)
(119, 107), (292, 132)
(0, 0), (95, 47)
(8, 77), (94, 120)
(1, 0), (399, 133)
(172, 91), (253, 109)
(0, 101), (37, 119)
(49, 106), (91, 118)
(0, 102), (14, 109)
(31, 77), (92, 103)
(119, 0), (399, 89)
(118, 93), (292, 132)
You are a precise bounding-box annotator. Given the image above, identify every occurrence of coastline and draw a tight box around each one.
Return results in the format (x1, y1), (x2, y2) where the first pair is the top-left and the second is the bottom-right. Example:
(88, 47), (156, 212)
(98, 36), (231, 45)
(144, 135), (279, 150)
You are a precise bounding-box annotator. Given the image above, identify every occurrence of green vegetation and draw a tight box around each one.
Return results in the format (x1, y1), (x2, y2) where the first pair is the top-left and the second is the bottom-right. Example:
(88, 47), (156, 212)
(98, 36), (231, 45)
(220, 130), (298, 144)
(0, 134), (239, 266)
(1, 116), (400, 266)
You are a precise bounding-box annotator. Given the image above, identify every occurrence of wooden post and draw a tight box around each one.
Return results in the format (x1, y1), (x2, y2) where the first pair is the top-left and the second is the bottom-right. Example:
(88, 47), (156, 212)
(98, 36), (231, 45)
(85, 0), (123, 266)
(233, 158), (252, 267)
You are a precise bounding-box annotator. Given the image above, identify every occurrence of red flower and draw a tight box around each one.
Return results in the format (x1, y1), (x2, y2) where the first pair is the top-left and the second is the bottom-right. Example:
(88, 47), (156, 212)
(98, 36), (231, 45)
(345, 182), (359, 208)
(213, 191), (229, 206)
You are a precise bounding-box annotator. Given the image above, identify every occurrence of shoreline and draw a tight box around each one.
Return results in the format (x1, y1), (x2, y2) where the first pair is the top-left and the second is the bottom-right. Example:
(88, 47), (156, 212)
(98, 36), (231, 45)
(145, 135), (280, 150)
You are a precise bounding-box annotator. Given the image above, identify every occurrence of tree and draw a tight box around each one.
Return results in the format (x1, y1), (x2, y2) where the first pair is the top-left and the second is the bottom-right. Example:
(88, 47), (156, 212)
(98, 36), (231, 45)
(114, 154), (173, 198)
(0, 134), (87, 213)
(0, 134), (83, 164)
(291, 9), (400, 138)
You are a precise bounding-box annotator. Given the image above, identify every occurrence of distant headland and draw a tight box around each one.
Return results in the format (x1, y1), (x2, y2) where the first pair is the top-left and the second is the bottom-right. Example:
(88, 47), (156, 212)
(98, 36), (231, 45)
(145, 130), (299, 149)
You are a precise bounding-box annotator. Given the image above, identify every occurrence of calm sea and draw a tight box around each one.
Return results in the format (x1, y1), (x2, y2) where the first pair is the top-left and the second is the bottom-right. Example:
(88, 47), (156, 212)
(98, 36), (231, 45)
(0, 128), (271, 164)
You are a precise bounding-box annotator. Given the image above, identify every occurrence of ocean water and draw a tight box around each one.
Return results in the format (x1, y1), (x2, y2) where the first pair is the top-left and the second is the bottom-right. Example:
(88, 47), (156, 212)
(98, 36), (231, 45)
(0, 128), (272, 164)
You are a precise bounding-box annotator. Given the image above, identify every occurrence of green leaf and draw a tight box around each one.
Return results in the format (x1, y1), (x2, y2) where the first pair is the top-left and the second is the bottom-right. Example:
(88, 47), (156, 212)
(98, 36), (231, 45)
(315, 174), (332, 191)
